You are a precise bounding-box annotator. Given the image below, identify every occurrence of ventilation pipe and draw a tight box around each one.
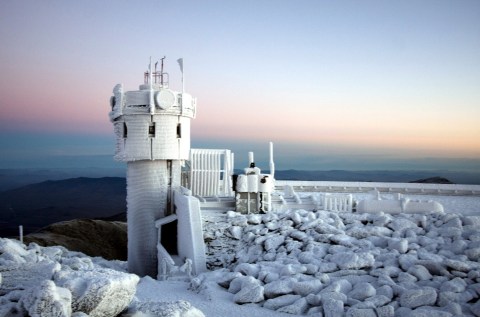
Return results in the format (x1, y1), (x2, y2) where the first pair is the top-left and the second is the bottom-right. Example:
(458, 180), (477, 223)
(269, 142), (275, 178)
(248, 152), (255, 167)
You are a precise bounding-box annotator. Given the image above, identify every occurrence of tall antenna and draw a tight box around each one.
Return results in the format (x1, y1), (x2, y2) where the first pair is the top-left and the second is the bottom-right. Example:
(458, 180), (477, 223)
(149, 56), (154, 115)
(177, 58), (184, 93)
(160, 56), (166, 86)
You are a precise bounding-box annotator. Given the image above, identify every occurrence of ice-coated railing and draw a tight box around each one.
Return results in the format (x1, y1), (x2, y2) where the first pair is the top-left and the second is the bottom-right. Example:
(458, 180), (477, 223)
(323, 193), (353, 212)
(275, 180), (480, 196)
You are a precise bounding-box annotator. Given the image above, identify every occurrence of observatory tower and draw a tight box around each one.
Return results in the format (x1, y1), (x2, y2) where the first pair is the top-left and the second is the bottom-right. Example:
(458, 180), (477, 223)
(109, 58), (196, 277)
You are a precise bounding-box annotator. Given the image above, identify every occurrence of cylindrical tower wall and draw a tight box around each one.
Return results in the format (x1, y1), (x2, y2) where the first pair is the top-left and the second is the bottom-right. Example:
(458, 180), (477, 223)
(126, 160), (169, 277)
(110, 75), (196, 278)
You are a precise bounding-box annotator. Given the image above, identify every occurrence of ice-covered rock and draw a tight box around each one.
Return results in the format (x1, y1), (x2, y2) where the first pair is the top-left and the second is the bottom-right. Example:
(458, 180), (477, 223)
(399, 287), (437, 308)
(388, 238), (408, 254)
(330, 252), (375, 270)
(263, 294), (301, 310)
(20, 280), (72, 317)
(323, 298), (344, 317)
(346, 307), (376, 317)
(199, 206), (480, 315)
(264, 278), (295, 298)
(233, 277), (264, 304)
(348, 282), (376, 301)
(264, 234), (285, 252)
(277, 297), (308, 314)
(292, 279), (323, 296)
(227, 226), (243, 240)
(0, 260), (61, 293)
(408, 265), (433, 281)
(130, 300), (205, 317)
(440, 277), (467, 293)
(54, 267), (139, 316)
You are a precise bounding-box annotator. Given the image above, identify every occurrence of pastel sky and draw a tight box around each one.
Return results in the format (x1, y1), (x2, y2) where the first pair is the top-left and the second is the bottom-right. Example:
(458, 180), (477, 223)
(0, 0), (479, 171)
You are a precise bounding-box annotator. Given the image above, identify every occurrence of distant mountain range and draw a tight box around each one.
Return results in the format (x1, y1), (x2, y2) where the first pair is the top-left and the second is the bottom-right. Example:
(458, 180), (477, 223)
(1, 168), (477, 238)
(0, 177), (126, 237)
(271, 169), (479, 184)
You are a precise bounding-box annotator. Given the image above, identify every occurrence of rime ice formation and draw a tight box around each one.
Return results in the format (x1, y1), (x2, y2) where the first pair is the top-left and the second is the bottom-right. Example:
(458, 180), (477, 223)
(199, 206), (480, 316)
(0, 238), (140, 317)
(110, 58), (196, 277)
(1, 193), (479, 316)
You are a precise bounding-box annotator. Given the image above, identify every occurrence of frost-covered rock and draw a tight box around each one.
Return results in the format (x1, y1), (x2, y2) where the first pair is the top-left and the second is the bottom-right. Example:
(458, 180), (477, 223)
(375, 305), (394, 317)
(399, 287), (437, 309)
(277, 297), (308, 315)
(263, 294), (301, 310)
(54, 267), (139, 316)
(330, 252), (375, 270)
(264, 278), (295, 298)
(264, 234), (285, 252)
(227, 226), (243, 240)
(408, 265), (433, 281)
(20, 280), (71, 317)
(202, 207), (480, 316)
(323, 298), (344, 317)
(409, 307), (453, 317)
(440, 277), (467, 293)
(233, 277), (264, 304)
(292, 279), (323, 296)
(346, 307), (376, 317)
(471, 300), (480, 317)
(234, 263), (260, 278)
(348, 282), (376, 301)
(388, 238), (408, 254)
(130, 300), (205, 317)
(0, 260), (61, 292)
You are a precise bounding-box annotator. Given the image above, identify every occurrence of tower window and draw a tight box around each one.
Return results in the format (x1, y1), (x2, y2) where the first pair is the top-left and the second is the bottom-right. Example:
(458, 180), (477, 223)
(123, 122), (128, 138)
(176, 123), (182, 138)
(149, 123), (156, 137)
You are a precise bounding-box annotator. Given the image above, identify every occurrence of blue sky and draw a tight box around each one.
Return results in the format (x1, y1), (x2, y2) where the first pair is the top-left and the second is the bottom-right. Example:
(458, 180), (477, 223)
(0, 1), (479, 171)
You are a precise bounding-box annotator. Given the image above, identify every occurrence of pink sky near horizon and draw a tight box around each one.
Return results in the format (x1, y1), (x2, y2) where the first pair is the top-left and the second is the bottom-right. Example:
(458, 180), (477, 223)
(1, 0), (479, 165)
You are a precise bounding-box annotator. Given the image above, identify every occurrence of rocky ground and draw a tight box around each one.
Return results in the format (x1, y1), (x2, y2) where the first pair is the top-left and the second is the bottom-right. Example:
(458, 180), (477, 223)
(200, 208), (480, 316)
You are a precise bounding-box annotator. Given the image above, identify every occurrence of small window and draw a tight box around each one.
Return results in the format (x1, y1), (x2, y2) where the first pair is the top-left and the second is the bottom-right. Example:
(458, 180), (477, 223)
(123, 122), (128, 138)
(149, 123), (155, 137)
(176, 123), (182, 138)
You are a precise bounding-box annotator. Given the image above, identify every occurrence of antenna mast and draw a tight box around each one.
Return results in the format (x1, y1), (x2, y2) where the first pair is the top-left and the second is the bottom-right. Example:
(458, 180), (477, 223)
(160, 56), (166, 86)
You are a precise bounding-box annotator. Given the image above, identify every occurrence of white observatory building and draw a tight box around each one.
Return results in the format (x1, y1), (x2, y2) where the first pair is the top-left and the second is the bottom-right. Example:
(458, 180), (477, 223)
(109, 58), (196, 277)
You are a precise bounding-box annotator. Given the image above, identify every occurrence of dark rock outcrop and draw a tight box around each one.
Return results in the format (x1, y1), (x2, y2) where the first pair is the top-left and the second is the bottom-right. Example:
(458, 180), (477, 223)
(24, 219), (127, 260)
(409, 177), (453, 184)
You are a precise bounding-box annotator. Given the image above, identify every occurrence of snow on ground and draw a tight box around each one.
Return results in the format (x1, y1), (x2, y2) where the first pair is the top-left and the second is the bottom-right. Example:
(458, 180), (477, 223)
(1, 193), (479, 316)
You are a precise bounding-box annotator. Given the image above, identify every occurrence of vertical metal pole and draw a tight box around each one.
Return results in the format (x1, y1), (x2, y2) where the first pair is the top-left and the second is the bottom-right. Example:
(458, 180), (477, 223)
(149, 57), (154, 115)
(19, 225), (23, 244)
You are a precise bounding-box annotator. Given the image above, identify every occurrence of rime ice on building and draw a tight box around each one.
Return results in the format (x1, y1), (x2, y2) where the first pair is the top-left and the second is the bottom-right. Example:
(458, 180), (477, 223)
(109, 58), (445, 280)
(109, 58), (196, 277)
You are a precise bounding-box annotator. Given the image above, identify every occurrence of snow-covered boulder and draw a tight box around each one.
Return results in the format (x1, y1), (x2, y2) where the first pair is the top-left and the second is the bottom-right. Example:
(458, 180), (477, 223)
(263, 294), (301, 310)
(1, 260), (61, 294)
(129, 300), (205, 317)
(399, 287), (437, 309)
(329, 252), (375, 270)
(233, 277), (264, 304)
(277, 297), (308, 315)
(264, 278), (295, 298)
(20, 280), (72, 317)
(54, 267), (139, 316)
(347, 282), (376, 301)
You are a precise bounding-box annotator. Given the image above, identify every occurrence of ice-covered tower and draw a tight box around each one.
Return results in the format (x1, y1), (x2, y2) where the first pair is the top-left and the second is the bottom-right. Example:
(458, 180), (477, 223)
(109, 58), (196, 277)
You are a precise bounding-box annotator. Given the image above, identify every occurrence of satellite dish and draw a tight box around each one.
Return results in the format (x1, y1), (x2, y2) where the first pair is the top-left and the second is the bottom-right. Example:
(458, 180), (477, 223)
(155, 89), (176, 110)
